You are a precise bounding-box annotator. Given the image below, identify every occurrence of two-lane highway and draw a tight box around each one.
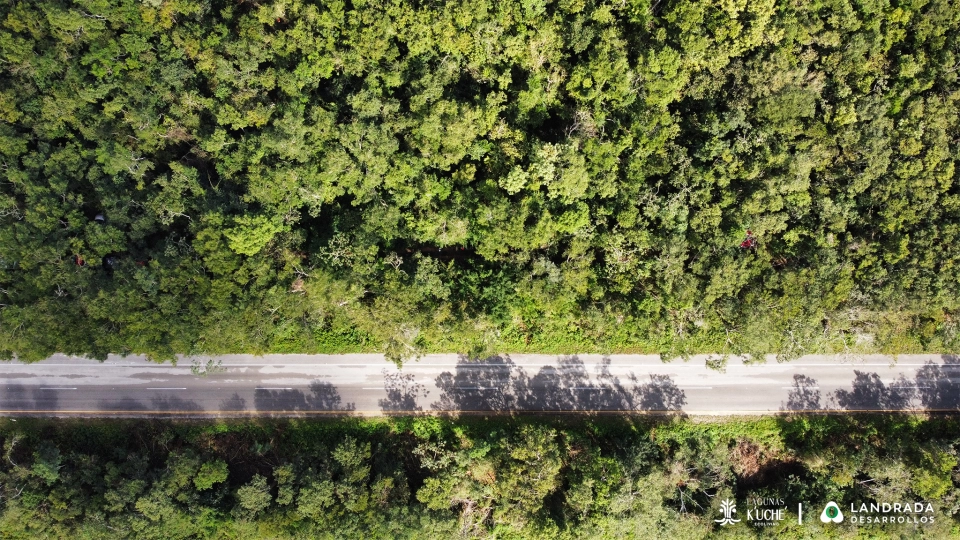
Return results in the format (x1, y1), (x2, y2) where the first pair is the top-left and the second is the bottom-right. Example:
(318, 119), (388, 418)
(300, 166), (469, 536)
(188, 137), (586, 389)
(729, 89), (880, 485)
(1, 353), (958, 416)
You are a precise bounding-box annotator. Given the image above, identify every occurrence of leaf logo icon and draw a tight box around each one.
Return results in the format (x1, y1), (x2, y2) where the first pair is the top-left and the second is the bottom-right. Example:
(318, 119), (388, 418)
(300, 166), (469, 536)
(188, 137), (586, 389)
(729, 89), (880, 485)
(820, 501), (843, 523)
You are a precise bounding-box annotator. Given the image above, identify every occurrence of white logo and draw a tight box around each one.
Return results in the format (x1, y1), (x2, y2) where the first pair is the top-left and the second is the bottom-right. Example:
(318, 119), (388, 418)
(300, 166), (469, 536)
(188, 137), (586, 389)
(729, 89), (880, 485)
(848, 501), (935, 525)
(715, 499), (741, 526)
(744, 497), (787, 527)
(821, 501), (844, 523)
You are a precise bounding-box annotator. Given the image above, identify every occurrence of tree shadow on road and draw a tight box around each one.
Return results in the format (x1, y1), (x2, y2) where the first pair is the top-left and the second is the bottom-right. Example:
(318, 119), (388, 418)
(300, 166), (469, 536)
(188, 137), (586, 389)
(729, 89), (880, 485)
(431, 355), (686, 413)
(781, 375), (822, 411)
(0, 385), (59, 412)
(379, 369), (428, 412)
(254, 380), (354, 415)
(636, 374), (687, 411)
(219, 393), (247, 411)
(97, 396), (151, 412)
(514, 356), (601, 411)
(782, 357), (960, 413)
(152, 394), (203, 411)
(833, 371), (915, 410)
(432, 355), (517, 411)
(914, 355), (960, 410)
(97, 394), (204, 414)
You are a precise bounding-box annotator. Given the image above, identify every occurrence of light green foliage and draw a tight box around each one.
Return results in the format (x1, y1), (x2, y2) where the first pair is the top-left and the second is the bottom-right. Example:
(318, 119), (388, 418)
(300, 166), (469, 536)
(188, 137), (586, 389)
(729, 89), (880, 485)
(224, 216), (286, 257)
(297, 478), (336, 521)
(332, 436), (372, 512)
(274, 464), (296, 506)
(235, 474), (272, 516)
(194, 459), (229, 490)
(910, 448), (958, 499)
(30, 443), (61, 486)
(494, 426), (563, 527)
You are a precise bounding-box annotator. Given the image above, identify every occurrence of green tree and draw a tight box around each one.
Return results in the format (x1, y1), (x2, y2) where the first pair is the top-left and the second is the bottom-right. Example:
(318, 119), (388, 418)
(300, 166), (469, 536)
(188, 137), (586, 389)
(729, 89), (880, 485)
(194, 459), (229, 490)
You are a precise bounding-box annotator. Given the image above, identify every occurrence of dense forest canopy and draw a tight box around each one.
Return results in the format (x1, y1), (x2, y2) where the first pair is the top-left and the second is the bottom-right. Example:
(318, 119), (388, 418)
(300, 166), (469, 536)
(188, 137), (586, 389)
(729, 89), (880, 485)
(0, 0), (959, 361)
(1, 415), (959, 538)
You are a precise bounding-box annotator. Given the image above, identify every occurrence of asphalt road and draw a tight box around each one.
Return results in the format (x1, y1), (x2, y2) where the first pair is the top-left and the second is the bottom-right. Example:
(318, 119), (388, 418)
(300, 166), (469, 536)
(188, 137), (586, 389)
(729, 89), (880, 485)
(1, 353), (958, 416)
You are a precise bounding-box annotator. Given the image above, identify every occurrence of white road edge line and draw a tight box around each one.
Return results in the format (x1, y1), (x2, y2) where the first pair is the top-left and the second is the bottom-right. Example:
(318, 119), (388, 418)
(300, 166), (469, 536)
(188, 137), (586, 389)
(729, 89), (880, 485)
(357, 386), (717, 390)
(10, 363), (952, 367)
(39, 387), (77, 390)
(146, 388), (187, 390)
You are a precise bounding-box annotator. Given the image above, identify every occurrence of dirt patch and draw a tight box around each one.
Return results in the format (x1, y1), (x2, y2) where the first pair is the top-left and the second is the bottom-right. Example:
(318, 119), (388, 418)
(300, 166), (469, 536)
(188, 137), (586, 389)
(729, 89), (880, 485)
(731, 438), (804, 487)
